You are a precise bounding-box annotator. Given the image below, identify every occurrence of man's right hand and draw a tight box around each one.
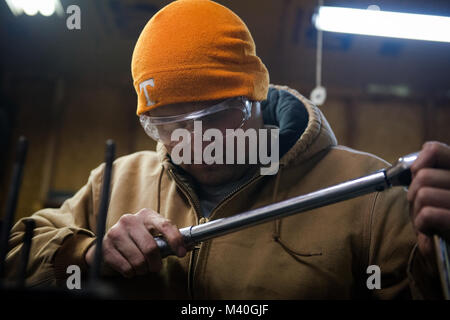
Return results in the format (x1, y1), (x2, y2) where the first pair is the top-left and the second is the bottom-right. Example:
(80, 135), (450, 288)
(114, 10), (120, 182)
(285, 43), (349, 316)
(84, 208), (187, 278)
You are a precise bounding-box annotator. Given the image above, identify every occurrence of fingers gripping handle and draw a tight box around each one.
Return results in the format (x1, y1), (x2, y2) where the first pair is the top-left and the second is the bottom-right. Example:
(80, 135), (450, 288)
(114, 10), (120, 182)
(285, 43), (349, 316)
(154, 226), (193, 258)
(154, 237), (175, 258)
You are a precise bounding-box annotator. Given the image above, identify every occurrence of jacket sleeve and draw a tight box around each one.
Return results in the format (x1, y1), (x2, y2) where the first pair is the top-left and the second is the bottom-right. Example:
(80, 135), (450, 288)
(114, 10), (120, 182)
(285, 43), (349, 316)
(4, 166), (103, 287)
(367, 187), (443, 299)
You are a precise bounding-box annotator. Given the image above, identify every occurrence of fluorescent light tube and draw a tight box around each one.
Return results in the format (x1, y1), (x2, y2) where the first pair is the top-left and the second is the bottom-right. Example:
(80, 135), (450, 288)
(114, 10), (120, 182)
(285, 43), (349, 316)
(315, 6), (450, 43)
(5, 0), (63, 17)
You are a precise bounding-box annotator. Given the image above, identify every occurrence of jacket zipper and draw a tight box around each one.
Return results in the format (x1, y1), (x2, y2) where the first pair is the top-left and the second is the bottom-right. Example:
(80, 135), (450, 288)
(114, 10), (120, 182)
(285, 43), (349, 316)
(167, 168), (202, 216)
(167, 166), (267, 299)
(208, 172), (264, 220)
(167, 168), (202, 299)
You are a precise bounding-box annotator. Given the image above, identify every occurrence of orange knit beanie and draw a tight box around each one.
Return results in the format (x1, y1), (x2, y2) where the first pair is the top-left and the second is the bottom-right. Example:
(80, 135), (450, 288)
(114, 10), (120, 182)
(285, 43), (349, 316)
(131, 0), (269, 116)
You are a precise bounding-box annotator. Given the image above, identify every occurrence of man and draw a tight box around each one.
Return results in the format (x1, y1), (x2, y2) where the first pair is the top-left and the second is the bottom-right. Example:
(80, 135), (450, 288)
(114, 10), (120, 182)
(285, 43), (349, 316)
(5, 0), (450, 299)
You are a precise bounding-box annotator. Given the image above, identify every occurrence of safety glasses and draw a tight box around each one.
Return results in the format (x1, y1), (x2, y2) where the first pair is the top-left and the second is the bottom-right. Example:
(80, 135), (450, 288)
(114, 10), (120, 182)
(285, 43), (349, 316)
(139, 96), (252, 144)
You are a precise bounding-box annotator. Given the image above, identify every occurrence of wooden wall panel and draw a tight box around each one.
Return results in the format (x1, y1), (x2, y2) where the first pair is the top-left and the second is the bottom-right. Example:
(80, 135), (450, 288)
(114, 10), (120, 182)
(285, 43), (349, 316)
(50, 84), (135, 192)
(435, 104), (450, 145)
(320, 98), (351, 147)
(1, 78), (159, 221)
(0, 79), (55, 219)
(351, 100), (425, 163)
(134, 125), (158, 153)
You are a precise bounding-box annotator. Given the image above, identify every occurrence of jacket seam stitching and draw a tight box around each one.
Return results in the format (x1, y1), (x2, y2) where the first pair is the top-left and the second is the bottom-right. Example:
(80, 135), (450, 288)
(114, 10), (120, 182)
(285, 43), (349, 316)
(366, 192), (381, 267)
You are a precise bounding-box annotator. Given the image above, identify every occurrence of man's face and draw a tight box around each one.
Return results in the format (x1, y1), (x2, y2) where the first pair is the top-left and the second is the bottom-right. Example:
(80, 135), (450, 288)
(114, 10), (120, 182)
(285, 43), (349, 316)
(146, 98), (264, 186)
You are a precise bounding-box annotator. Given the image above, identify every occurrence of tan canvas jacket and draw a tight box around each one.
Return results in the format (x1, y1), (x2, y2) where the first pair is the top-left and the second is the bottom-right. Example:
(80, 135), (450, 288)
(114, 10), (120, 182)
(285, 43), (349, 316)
(5, 85), (442, 299)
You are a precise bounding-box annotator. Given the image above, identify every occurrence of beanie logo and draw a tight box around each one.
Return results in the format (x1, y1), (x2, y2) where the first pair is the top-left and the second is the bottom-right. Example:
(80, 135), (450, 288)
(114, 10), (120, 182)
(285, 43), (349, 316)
(139, 78), (155, 107)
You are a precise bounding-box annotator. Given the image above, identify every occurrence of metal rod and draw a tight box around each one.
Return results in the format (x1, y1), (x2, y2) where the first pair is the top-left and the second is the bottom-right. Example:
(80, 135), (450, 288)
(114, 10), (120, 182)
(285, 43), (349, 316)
(434, 235), (450, 300)
(17, 218), (35, 287)
(89, 140), (115, 283)
(155, 170), (389, 257)
(0, 136), (28, 279)
(155, 152), (420, 258)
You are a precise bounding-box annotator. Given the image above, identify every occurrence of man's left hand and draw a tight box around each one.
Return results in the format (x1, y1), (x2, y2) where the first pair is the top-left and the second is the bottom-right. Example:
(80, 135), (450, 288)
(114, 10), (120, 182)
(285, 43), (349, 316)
(407, 141), (450, 259)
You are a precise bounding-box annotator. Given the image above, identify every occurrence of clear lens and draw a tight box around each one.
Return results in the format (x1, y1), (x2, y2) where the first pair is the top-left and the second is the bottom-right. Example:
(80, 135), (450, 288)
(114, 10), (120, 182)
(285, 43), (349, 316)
(139, 115), (160, 140)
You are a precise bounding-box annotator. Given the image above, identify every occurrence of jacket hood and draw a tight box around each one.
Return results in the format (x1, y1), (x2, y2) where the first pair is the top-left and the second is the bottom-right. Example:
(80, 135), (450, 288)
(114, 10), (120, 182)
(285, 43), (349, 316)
(269, 85), (337, 168)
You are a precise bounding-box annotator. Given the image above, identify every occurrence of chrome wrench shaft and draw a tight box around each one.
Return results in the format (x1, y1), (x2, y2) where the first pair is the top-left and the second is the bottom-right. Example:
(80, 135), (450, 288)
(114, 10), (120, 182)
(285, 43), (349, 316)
(155, 152), (419, 257)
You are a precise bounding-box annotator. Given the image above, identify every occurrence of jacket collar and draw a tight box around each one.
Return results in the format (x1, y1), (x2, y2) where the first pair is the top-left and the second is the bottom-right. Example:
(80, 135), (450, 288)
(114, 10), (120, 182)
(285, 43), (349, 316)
(271, 85), (337, 168)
